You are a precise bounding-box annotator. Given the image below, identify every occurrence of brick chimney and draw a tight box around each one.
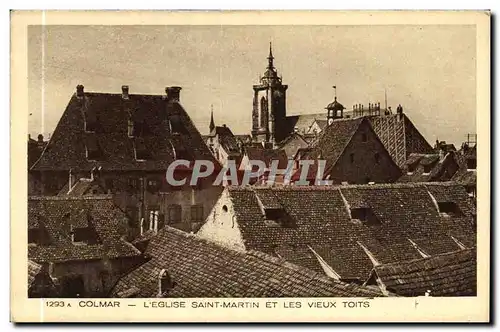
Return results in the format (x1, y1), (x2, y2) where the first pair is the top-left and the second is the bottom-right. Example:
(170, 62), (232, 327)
(37, 134), (44, 143)
(122, 85), (129, 100)
(76, 85), (84, 98)
(165, 86), (182, 102)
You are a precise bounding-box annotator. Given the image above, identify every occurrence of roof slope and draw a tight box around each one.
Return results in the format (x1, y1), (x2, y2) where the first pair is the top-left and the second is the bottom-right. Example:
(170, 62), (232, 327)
(28, 260), (42, 288)
(226, 183), (476, 281)
(369, 114), (433, 167)
(366, 248), (476, 296)
(286, 113), (325, 134)
(452, 145), (477, 186)
(31, 91), (217, 171)
(28, 196), (141, 263)
(398, 153), (459, 183)
(111, 227), (385, 298)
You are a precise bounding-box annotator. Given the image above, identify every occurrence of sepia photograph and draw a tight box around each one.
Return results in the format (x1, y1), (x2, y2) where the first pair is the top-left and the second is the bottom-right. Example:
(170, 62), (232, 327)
(11, 10), (490, 322)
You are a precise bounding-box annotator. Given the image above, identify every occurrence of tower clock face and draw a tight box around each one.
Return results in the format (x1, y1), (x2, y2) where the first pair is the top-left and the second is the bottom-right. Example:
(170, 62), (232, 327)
(328, 118), (334, 125)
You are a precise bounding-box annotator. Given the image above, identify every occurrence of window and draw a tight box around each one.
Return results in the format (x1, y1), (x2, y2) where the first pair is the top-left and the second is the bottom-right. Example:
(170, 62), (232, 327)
(127, 119), (134, 137)
(374, 153), (380, 164)
(350, 207), (380, 225)
(222, 205), (228, 213)
(190, 205), (204, 223)
(437, 202), (462, 217)
(148, 208), (160, 232)
(85, 134), (101, 160)
(167, 204), (182, 224)
(134, 138), (150, 160)
(264, 208), (295, 228)
(126, 206), (139, 224)
(128, 178), (138, 192)
(351, 208), (368, 222)
(169, 115), (185, 134)
(467, 158), (476, 170)
(408, 163), (417, 173)
(84, 111), (97, 133)
(71, 227), (91, 244)
(350, 153), (354, 163)
(361, 133), (367, 142)
(147, 179), (160, 193)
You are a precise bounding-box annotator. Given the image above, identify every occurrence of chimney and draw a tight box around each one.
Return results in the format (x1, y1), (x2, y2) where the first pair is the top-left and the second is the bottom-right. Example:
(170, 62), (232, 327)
(223, 124), (226, 127)
(158, 269), (174, 296)
(37, 134), (44, 142)
(165, 86), (182, 102)
(76, 85), (84, 98)
(122, 85), (129, 99)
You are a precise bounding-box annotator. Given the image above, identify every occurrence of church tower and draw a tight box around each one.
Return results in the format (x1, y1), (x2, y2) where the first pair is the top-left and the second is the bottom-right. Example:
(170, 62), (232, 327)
(251, 43), (288, 146)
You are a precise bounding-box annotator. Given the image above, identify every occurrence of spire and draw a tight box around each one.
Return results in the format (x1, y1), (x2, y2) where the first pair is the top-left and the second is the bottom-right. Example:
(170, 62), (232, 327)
(267, 42), (274, 69)
(209, 104), (215, 133)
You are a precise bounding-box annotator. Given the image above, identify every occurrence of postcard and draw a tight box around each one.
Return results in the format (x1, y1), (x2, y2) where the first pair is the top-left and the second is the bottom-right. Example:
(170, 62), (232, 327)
(11, 10), (490, 323)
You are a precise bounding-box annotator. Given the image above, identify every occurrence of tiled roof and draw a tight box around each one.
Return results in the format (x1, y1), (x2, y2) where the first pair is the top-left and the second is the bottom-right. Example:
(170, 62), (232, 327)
(28, 196), (142, 263)
(31, 90), (217, 172)
(244, 146), (289, 169)
(398, 153), (459, 183)
(28, 260), (42, 288)
(111, 227), (385, 298)
(224, 183), (476, 281)
(305, 118), (363, 164)
(369, 114), (434, 167)
(366, 248), (476, 296)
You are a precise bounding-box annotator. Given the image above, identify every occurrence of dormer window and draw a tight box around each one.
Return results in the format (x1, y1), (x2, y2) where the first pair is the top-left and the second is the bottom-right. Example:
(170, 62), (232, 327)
(437, 202), (462, 217)
(70, 225), (99, 245)
(350, 207), (380, 225)
(84, 111), (97, 133)
(134, 138), (150, 161)
(423, 164), (433, 174)
(467, 158), (476, 170)
(128, 119), (134, 137)
(85, 134), (101, 161)
(263, 208), (295, 228)
(169, 114), (185, 134)
(28, 228), (48, 245)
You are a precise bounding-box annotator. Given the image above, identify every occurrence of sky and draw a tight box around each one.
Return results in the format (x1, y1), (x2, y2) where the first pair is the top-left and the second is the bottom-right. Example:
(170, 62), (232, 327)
(28, 25), (476, 146)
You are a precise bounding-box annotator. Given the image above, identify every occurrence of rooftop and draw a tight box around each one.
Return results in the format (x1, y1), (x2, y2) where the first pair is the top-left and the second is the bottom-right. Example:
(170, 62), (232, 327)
(111, 227), (386, 298)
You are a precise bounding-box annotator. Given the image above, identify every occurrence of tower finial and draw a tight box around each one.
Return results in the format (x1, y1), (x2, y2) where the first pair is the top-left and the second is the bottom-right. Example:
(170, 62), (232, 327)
(333, 85), (337, 101)
(209, 104), (215, 133)
(267, 42), (274, 69)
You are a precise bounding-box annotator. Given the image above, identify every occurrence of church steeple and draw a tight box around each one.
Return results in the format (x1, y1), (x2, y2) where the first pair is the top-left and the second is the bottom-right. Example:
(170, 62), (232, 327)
(209, 104), (215, 133)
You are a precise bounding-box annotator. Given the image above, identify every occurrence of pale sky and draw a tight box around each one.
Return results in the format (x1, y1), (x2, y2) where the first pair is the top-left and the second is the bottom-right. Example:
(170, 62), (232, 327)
(28, 25), (476, 146)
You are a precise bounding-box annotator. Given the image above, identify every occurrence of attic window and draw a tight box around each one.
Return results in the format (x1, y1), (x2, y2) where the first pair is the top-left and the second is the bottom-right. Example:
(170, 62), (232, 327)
(28, 228), (48, 245)
(84, 111), (97, 133)
(134, 138), (151, 161)
(407, 162), (417, 173)
(128, 120), (134, 137)
(85, 134), (101, 161)
(467, 158), (476, 170)
(71, 226), (99, 245)
(350, 207), (380, 225)
(437, 202), (462, 217)
(169, 115), (185, 134)
(264, 208), (295, 228)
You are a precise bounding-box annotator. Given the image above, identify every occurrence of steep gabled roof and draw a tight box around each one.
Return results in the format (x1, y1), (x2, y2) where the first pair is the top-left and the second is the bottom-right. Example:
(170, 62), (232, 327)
(368, 113), (433, 167)
(365, 248), (476, 296)
(111, 227), (385, 298)
(28, 196), (141, 263)
(223, 183), (476, 281)
(213, 125), (241, 155)
(31, 90), (217, 172)
(244, 146), (289, 169)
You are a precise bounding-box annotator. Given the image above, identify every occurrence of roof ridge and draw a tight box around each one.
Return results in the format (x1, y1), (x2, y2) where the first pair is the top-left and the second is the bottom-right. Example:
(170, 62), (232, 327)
(29, 194), (113, 201)
(375, 248), (474, 271)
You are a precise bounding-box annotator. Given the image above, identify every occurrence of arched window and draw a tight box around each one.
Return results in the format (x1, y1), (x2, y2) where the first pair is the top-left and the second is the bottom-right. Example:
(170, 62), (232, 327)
(260, 96), (268, 128)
